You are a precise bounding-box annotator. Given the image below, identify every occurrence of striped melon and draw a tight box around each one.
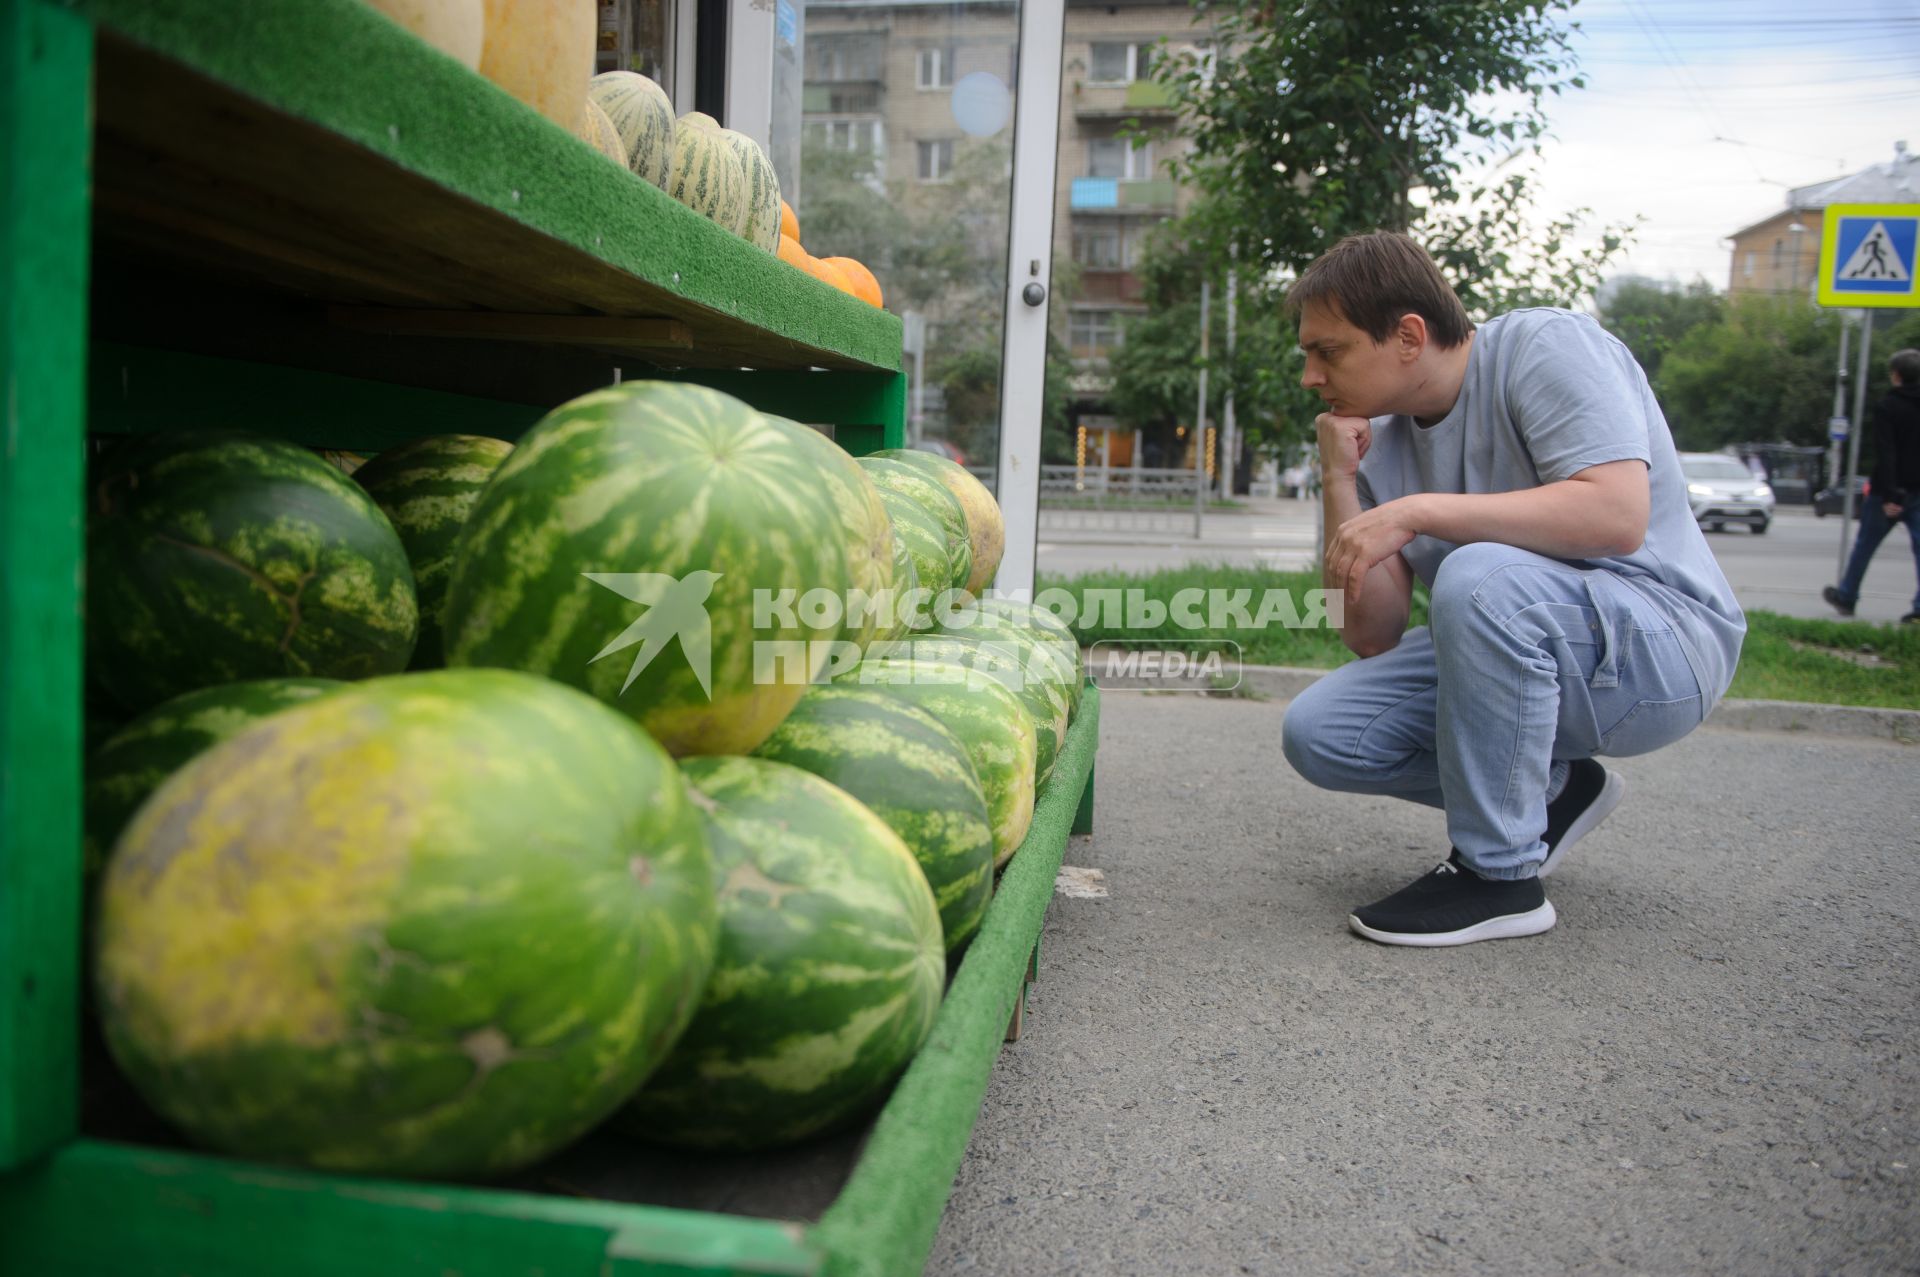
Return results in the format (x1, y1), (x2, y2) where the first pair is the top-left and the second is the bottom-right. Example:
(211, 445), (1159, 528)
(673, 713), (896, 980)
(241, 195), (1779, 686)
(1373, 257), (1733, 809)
(833, 658), (1037, 866)
(875, 632), (1068, 790)
(716, 129), (783, 252)
(669, 117), (749, 232)
(441, 382), (850, 757)
(974, 596), (1084, 715)
(678, 111), (722, 133)
(95, 669), (719, 1178)
(352, 434), (515, 670)
(754, 685), (994, 952)
(621, 755), (943, 1151)
(588, 70), (675, 188)
(874, 488), (946, 635)
(869, 449), (1003, 594)
(858, 456), (972, 596)
(578, 98), (626, 164)
(761, 416), (897, 651)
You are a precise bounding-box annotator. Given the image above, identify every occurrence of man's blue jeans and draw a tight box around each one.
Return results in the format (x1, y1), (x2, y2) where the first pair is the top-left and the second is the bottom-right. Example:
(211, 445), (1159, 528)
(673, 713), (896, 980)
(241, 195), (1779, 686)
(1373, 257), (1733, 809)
(1832, 500), (1920, 614)
(1282, 543), (1706, 880)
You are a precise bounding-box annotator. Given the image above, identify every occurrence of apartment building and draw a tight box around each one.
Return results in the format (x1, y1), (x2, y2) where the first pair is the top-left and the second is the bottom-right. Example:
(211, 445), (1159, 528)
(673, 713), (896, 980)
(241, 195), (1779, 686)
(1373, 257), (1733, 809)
(1727, 141), (1915, 301)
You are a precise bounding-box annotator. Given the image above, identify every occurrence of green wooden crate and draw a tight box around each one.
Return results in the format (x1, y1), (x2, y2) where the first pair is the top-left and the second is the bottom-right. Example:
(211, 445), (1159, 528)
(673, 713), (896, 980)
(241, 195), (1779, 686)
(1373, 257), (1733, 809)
(0, 0), (1100, 1272)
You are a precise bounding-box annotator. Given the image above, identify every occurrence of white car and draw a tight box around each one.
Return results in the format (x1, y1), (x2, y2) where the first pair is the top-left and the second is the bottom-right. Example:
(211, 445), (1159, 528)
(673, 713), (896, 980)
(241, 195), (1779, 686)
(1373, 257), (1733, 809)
(1679, 452), (1775, 535)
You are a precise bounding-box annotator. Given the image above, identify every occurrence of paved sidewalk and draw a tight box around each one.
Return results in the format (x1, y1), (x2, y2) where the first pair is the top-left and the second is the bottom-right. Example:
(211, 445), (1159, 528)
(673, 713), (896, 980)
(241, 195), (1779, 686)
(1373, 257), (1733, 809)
(928, 693), (1919, 1275)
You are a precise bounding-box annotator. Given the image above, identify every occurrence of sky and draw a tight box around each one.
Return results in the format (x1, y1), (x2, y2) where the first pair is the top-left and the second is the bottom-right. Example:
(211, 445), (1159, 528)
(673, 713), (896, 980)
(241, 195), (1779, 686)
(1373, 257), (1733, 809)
(1514, 0), (1919, 291)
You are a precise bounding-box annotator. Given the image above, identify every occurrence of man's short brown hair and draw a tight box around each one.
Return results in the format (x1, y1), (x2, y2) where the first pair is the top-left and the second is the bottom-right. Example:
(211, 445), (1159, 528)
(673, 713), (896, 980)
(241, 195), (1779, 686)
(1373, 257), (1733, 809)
(1287, 231), (1474, 350)
(1890, 348), (1920, 386)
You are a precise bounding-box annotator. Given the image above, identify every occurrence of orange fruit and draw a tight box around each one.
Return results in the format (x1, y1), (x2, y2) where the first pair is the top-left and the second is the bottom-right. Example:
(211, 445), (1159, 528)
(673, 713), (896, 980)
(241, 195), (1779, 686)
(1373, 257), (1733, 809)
(780, 199), (800, 242)
(810, 257), (856, 296)
(824, 257), (883, 308)
(777, 234), (809, 271)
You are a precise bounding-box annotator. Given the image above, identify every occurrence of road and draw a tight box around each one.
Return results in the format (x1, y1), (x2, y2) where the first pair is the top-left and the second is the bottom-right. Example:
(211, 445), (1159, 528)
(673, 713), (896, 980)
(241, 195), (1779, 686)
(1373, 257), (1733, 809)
(1036, 501), (1918, 625)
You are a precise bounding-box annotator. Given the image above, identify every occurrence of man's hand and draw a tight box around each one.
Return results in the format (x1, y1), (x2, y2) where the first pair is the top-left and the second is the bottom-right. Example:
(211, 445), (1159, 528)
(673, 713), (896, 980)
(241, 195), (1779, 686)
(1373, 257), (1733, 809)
(1315, 412), (1372, 480)
(1327, 498), (1419, 604)
(1884, 501), (1904, 519)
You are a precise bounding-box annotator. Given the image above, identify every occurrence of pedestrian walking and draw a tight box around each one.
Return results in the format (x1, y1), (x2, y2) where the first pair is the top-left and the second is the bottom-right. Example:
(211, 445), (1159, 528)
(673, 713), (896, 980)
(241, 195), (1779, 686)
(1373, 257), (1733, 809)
(1822, 348), (1920, 624)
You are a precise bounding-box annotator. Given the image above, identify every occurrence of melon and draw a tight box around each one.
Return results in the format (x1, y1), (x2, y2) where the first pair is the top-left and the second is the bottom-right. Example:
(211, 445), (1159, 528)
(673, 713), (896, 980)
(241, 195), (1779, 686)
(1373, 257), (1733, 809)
(668, 117), (749, 231)
(588, 70), (676, 188)
(868, 448), (1003, 595)
(761, 416), (897, 650)
(716, 129), (783, 252)
(94, 669), (718, 1178)
(579, 98), (626, 164)
(356, 0), (484, 70)
(858, 456), (973, 596)
(478, 0), (595, 130)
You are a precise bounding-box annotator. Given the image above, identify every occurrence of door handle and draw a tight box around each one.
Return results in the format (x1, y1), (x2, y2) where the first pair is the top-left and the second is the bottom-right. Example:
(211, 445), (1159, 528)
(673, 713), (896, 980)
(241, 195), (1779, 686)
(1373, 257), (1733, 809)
(1021, 282), (1046, 306)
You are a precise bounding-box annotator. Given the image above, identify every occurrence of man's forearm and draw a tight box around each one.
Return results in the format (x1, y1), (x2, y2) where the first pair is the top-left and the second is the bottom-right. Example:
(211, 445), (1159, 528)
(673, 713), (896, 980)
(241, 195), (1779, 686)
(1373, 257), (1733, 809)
(1324, 474), (1411, 654)
(1399, 476), (1647, 561)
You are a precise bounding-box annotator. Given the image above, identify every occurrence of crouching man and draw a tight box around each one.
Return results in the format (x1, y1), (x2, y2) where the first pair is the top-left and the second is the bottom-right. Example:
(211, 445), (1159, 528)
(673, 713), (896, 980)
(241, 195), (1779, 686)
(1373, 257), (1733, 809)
(1280, 232), (1745, 947)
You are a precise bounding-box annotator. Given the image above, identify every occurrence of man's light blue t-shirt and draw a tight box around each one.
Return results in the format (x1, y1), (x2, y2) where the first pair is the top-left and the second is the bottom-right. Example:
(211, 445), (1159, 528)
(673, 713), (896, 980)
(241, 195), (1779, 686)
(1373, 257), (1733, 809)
(1355, 307), (1746, 705)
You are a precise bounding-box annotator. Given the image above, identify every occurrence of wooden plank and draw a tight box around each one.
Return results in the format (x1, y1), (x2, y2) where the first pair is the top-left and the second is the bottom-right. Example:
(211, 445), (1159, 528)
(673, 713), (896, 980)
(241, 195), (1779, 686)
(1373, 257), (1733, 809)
(329, 308), (695, 352)
(0, 0), (90, 1170)
(0, 1140), (825, 1277)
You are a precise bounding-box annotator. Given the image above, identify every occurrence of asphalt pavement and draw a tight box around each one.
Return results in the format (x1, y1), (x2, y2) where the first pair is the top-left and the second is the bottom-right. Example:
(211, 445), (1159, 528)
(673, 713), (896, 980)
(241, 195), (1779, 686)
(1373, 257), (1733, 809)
(1037, 501), (1920, 626)
(926, 693), (1919, 1276)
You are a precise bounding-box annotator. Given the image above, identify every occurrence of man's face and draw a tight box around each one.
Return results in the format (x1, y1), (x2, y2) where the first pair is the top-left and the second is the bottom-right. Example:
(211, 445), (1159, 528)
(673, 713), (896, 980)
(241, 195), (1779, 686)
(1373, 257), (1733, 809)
(1297, 300), (1409, 418)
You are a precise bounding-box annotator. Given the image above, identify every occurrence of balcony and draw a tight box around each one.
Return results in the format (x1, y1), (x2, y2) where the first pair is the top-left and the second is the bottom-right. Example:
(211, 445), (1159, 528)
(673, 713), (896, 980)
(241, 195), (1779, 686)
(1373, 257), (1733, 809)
(1071, 79), (1177, 121)
(1069, 177), (1177, 214)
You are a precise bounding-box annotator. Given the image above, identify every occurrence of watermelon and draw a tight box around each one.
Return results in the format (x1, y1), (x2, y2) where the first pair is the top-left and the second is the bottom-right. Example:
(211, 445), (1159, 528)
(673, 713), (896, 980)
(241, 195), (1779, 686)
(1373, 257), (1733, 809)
(442, 382), (851, 757)
(94, 669), (718, 1178)
(669, 115), (748, 231)
(857, 456), (972, 596)
(974, 596), (1084, 715)
(620, 755), (943, 1151)
(87, 432), (419, 714)
(352, 434), (514, 670)
(876, 633), (1067, 789)
(717, 128), (783, 253)
(754, 685), (993, 952)
(761, 416), (897, 650)
(588, 70), (675, 187)
(832, 658), (1036, 866)
(869, 449), (1004, 595)
(873, 487), (946, 635)
(84, 677), (345, 883)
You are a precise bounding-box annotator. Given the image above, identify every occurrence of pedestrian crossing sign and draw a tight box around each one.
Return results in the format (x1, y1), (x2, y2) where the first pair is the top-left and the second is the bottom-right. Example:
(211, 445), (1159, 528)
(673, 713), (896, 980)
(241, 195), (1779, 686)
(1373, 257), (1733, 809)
(1817, 203), (1919, 308)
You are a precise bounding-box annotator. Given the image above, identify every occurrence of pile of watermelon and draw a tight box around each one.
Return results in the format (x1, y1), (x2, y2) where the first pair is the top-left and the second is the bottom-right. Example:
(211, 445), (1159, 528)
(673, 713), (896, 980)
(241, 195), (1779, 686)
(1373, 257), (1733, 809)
(84, 380), (1085, 1176)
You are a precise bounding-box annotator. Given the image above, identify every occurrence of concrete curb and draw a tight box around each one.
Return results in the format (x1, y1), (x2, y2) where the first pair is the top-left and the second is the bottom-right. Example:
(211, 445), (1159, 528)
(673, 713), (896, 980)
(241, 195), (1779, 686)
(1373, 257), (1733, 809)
(1215, 663), (1920, 745)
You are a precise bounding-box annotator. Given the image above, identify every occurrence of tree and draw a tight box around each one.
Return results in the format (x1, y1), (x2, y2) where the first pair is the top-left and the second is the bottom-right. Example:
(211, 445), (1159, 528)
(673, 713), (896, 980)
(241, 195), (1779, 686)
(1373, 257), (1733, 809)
(1151, 0), (1629, 309)
(1655, 297), (1848, 450)
(1596, 276), (1725, 383)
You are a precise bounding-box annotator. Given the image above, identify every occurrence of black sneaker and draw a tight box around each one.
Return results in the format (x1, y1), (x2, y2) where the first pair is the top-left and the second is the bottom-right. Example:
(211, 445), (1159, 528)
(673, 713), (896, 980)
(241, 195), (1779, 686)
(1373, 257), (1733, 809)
(1349, 854), (1556, 947)
(1823, 586), (1856, 618)
(1539, 759), (1625, 878)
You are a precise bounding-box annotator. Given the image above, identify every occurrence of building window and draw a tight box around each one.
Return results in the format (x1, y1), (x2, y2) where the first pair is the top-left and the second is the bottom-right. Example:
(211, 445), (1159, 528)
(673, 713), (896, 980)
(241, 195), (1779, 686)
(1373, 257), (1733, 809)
(1069, 310), (1125, 357)
(807, 118), (886, 164)
(1744, 250), (1755, 279)
(1074, 226), (1123, 269)
(1089, 41), (1154, 84)
(917, 47), (953, 90)
(1088, 137), (1154, 181)
(809, 34), (884, 83)
(917, 138), (954, 181)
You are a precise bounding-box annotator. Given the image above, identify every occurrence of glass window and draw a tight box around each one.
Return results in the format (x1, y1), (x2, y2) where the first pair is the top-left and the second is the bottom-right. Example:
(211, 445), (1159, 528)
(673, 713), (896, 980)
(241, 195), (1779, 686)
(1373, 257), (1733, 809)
(1069, 310), (1124, 357)
(1088, 40), (1154, 84)
(1683, 457), (1757, 482)
(918, 138), (955, 182)
(1074, 226), (1121, 269)
(595, 0), (674, 85)
(1088, 137), (1153, 180)
(917, 47), (953, 90)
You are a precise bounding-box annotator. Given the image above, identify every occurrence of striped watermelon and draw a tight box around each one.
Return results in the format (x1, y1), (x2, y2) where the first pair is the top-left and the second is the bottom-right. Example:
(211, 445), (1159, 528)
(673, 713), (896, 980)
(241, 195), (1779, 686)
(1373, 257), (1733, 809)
(762, 416), (898, 650)
(669, 115), (748, 232)
(858, 456), (972, 595)
(588, 70), (676, 187)
(353, 434), (514, 670)
(579, 97), (627, 164)
(977, 595), (1084, 715)
(876, 632), (1068, 789)
(716, 128), (783, 253)
(754, 685), (993, 952)
(873, 487), (946, 635)
(832, 658), (1036, 866)
(87, 432), (419, 714)
(869, 449), (1004, 595)
(94, 669), (718, 1178)
(84, 677), (345, 883)
(621, 755), (943, 1151)
(442, 382), (851, 757)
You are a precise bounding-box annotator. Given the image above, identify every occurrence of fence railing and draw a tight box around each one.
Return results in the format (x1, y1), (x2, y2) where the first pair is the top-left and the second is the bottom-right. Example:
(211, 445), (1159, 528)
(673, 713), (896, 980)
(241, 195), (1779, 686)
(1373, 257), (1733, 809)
(1040, 465), (1206, 503)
